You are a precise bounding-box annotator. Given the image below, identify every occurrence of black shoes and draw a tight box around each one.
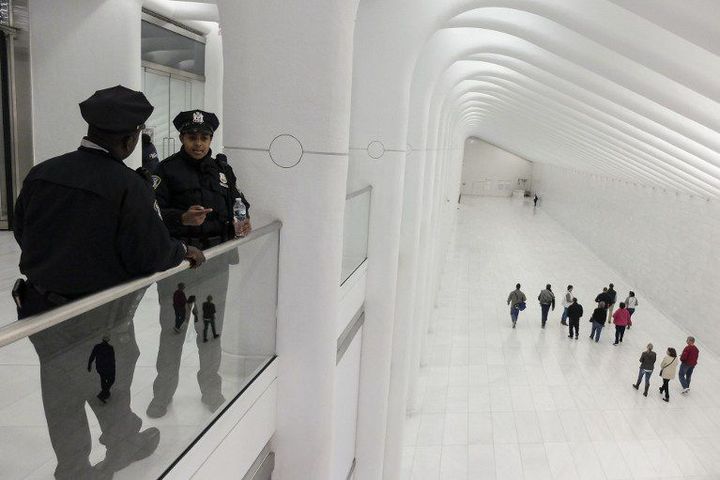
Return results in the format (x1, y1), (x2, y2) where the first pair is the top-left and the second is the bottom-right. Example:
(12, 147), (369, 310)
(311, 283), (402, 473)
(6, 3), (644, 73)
(633, 384), (639, 390)
(95, 428), (160, 475)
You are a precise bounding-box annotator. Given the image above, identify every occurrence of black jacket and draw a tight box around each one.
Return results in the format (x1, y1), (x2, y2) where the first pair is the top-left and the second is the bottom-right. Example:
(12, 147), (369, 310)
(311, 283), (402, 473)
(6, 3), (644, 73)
(567, 303), (584, 320)
(154, 149), (249, 244)
(15, 146), (186, 295)
(590, 307), (606, 325)
(88, 341), (115, 374)
(203, 301), (216, 319)
(639, 351), (657, 370)
(595, 291), (612, 306)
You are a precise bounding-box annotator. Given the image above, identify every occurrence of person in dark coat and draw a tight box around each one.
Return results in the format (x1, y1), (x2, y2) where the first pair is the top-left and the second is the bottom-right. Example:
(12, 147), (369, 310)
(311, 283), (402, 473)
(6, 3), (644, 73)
(632, 343), (657, 396)
(147, 109), (250, 418)
(173, 282), (187, 332)
(589, 302), (607, 342)
(606, 283), (618, 323)
(88, 336), (116, 403)
(566, 297), (583, 339)
(202, 295), (219, 342)
(13, 85), (205, 479)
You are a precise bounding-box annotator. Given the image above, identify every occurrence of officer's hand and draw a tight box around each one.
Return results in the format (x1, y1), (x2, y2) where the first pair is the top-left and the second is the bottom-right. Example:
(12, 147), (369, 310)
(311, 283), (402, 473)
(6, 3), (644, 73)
(234, 218), (252, 238)
(182, 205), (213, 226)
(185, 246), (206, 268)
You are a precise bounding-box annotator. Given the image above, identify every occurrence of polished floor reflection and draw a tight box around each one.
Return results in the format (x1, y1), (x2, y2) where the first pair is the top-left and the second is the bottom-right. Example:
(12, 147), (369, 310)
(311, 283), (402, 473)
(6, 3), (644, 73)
(402, 196), (720, 480)
(0, 281), (266, 479)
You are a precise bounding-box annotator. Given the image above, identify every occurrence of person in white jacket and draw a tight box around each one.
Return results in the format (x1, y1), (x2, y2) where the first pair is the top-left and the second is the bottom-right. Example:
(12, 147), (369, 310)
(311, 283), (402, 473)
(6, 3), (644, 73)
(625, 291), (638, 329)
(561, 285), (574, 326)
(658, 347), (678, 403)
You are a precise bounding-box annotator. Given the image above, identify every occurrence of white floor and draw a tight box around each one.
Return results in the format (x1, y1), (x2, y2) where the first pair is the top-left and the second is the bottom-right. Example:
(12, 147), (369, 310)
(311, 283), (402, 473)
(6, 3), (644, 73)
(401, 196), (720, 480)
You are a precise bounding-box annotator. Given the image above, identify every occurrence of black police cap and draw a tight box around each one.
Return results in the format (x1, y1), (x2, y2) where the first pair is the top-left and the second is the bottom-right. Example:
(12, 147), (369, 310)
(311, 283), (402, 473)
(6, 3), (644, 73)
(79, 85), (153, 133)
(173, 110), (219, 135)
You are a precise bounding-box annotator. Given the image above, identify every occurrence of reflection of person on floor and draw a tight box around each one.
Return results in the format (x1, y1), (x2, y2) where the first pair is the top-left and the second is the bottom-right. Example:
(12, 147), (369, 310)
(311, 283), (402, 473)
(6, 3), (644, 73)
(12, 86), (204, 479)
(147, 110), (251, 419)
(187, 295), (199, 323)
(203, 295), (220, 342)
(173, 283), (187, 333)
(88, 336), (116, 403)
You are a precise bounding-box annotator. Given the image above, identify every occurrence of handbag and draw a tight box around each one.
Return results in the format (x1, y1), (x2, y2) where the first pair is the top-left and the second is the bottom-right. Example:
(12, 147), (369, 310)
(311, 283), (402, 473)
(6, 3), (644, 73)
(518, 302), (526, 311)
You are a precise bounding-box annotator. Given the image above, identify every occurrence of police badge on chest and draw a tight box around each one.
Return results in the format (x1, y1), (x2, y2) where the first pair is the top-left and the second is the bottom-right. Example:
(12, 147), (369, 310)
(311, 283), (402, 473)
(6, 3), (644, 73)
(219, 172), (228, 188)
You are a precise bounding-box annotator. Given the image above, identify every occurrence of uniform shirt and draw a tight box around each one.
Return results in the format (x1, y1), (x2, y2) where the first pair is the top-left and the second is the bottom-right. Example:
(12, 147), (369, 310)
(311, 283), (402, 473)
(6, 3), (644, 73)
(14, 143), (186, 296)
(142, 142), (159, 173)
(154, 148), (250, 242)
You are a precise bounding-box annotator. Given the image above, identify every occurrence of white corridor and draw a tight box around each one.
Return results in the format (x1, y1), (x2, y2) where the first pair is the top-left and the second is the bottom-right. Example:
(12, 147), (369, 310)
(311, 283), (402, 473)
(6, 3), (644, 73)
(401, 197), (720, 480)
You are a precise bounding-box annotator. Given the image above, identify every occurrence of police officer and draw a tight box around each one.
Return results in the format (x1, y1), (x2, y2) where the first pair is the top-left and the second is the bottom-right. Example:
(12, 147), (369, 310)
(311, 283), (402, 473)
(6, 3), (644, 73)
(147, 109), (250, 418)
(13, 85), (205, 479)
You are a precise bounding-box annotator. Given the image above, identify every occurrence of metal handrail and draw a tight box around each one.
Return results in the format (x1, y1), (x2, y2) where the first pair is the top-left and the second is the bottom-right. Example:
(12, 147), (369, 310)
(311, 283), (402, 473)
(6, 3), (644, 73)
(345, 185), (372, 200)
(0, 220), (282, 348)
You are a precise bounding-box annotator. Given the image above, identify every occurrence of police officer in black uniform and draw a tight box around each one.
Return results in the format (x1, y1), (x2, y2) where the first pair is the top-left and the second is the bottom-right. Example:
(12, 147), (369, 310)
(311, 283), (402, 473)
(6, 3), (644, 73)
(13, 85), (206, 479)
(147, 109), (251, 418)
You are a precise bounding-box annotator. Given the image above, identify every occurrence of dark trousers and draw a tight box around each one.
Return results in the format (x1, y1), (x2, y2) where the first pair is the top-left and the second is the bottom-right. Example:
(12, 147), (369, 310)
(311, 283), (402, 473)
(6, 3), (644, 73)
(679, 363), (695, 389)
(568, 318), (579, 337)
(153, 254), (229, 407)
(540, 304), (551, 326)
(98, 370), (116, 400)
(19, 287), (145, 479)
(614, 325), (626, 343)
(174, 307), (186, 330)
(659, 378), (671, 400)
(203, 318), (218, 341)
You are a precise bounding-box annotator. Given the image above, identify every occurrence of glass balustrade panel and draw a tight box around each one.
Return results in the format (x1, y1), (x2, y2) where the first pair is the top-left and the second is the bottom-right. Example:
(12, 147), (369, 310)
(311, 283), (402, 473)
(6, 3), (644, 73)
(0, 226), (279, 479)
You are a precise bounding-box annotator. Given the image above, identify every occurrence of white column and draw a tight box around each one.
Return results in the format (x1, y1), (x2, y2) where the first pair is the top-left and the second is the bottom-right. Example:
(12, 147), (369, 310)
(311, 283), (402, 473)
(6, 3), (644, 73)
(29, 0), (142, 165)
(216, 2), (358, 478)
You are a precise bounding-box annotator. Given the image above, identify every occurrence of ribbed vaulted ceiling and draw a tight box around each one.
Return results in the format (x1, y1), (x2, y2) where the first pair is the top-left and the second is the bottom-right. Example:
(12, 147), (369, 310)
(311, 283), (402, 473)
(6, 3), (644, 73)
(413, 0), (720, 199)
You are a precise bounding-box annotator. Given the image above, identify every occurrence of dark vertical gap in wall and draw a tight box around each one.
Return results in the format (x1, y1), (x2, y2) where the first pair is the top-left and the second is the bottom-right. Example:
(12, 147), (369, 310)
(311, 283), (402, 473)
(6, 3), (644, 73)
(0, 33), (14, 229)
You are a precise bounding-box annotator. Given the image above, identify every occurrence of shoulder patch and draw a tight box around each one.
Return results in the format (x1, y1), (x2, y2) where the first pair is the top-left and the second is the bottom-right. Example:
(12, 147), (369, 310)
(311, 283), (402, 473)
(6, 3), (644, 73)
(151, 175), (162, 190)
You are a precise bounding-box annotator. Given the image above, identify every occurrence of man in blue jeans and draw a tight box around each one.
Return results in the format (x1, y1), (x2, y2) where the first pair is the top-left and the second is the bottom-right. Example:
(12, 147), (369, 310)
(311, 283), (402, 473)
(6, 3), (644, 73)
(537, 284), (555, 328)
(507, 283), (526, 329)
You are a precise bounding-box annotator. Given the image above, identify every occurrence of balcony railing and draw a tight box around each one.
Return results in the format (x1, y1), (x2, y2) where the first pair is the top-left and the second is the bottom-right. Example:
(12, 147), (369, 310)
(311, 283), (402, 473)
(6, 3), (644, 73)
(0, 220), (280, 480)
(341, 186), (372, 285)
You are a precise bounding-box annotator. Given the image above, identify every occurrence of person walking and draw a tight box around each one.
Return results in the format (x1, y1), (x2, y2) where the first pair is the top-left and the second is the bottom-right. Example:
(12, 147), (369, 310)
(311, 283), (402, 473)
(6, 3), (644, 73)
(679, 336), (699, 394)
(658, 348), (678, 402)
(537, 284), (555, 329)
(589, 302), (606, 342)
(625, 291), (638, 329)
(632, 343), (656, 396)
(567, 297), (583, 339)
(612, 302), (631, 345)
(561, 285), (574, 326)
(595, 288), (611, 308)
(507, 283), (527, 329)
(606, 283), (618, 323)
(202, 295), (220, 342)
(173, 283), (187, 333)
(88, 336), (116, 403)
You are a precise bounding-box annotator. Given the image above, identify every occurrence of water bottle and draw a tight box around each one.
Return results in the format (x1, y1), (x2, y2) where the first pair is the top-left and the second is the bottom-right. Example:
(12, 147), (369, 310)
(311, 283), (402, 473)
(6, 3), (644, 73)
(233, 198), (247, 237)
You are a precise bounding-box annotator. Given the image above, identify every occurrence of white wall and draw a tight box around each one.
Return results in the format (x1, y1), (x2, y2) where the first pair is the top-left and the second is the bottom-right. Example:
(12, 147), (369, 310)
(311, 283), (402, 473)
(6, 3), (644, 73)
(29, 0), (142, 166)
(533, 163), (720, 355)
(460, 138), (532, 197)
